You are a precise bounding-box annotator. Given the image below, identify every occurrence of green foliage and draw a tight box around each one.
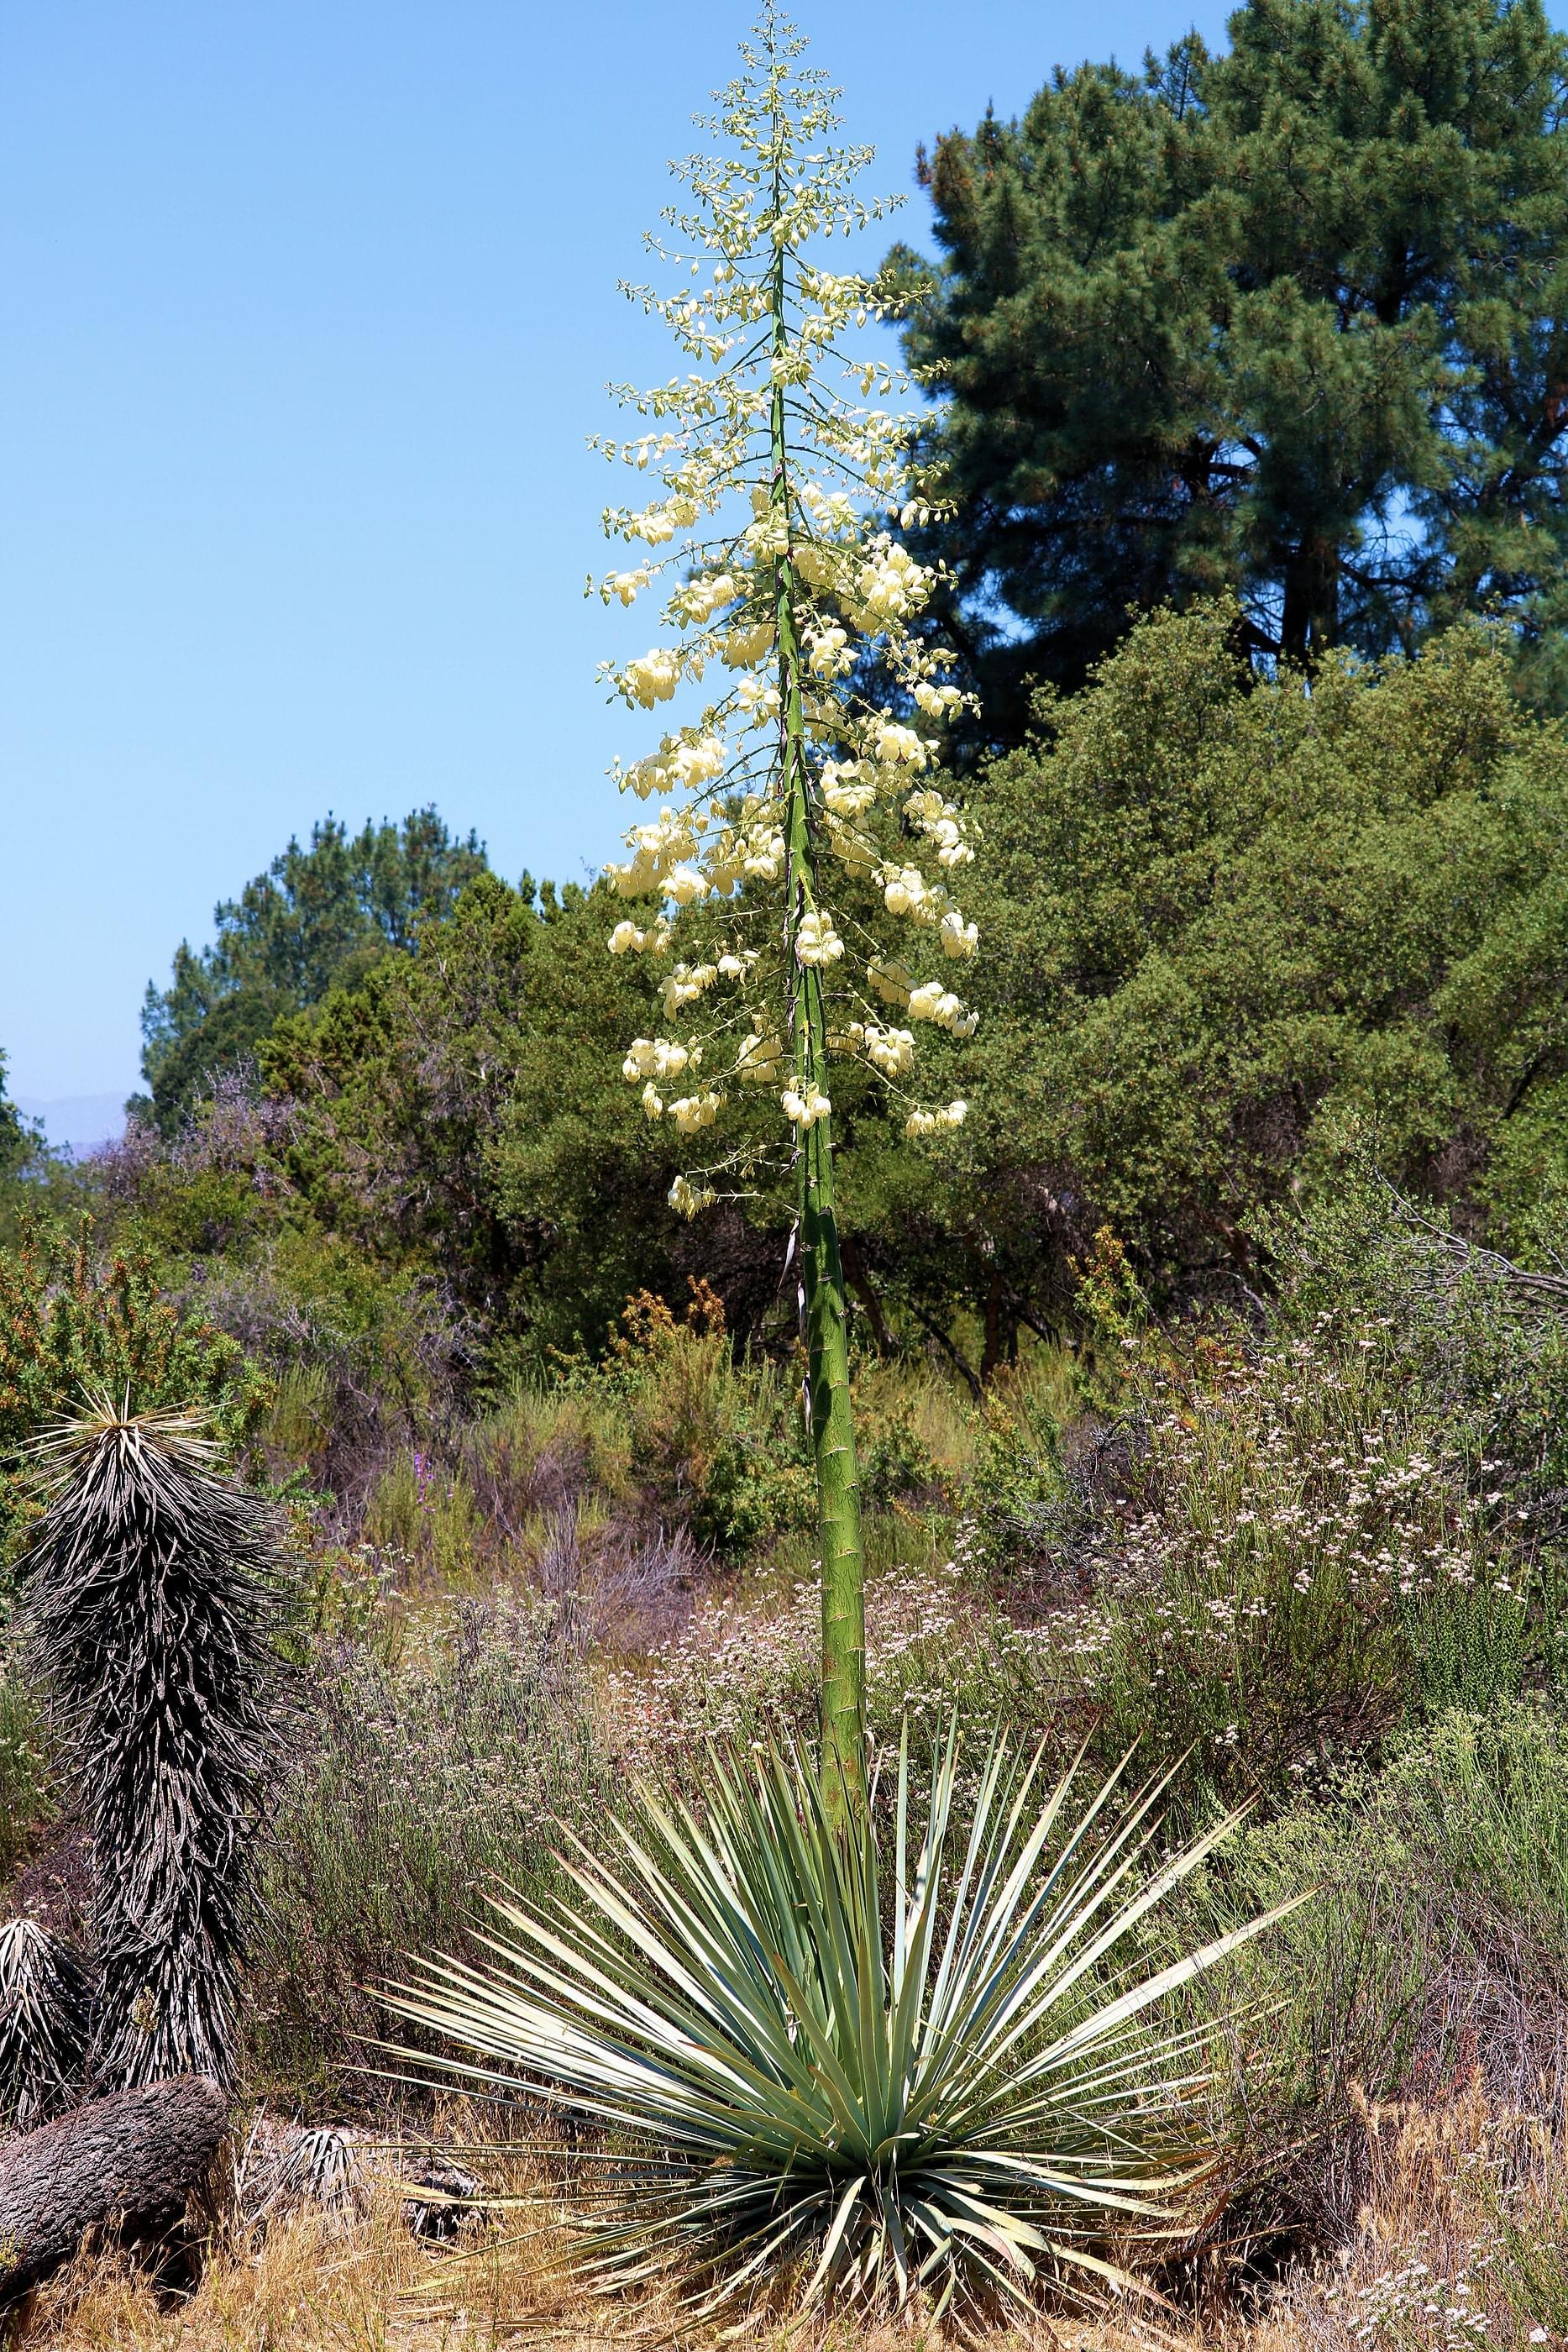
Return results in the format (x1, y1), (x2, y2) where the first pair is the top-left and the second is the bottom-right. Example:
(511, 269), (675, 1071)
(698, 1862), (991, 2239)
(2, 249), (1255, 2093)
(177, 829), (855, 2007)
(603, 1286), (813, 1557)
(0, 1663), (50, 1879)
(213, 1225), (463, 1497)
(1404, 1578), (1532, 1719)
(140, 807), (488, 1132)
(855, 1396), (938, 1512)
(105, 606), (1568, 1361)
(263, 872), (684, 1361)
(0, 1049), (39, 1186)
(963, 603), (1568, 1299)
(387, 1725), (1282, 2328)
(0, 1218), (270, 1560)
(248, 1599), (600, 2106)
(1174, 1706), (1568, 2225)
(898, 0), (1568, 734)
(959, 1380), (1066, 1582)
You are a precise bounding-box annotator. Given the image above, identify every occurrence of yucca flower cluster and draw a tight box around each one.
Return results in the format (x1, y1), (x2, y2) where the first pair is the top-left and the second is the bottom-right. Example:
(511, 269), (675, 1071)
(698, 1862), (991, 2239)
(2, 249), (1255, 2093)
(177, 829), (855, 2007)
(590, 15), (976, 1220)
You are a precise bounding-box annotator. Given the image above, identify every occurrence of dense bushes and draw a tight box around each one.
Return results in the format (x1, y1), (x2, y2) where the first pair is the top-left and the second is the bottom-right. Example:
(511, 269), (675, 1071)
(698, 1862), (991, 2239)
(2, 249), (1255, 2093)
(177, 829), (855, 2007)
(962, 606), (1568, 1307)
(26, 612), (1568, 1394)
(260, 872), (689, 1358)
(1175, 1704), (1568, 2244)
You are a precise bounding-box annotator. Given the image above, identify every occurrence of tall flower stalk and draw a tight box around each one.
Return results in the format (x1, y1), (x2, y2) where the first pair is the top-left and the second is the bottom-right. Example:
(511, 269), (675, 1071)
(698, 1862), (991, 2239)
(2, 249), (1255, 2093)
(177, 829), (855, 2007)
(595, 11), (975, 1817)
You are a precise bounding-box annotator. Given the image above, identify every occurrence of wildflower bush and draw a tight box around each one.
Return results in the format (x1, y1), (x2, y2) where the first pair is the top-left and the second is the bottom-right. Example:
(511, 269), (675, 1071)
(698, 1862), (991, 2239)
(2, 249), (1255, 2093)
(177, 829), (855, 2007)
(247, 1595), (601, 2105)
(1083, 1321), (1515, 1788)
(607, 1551), (994, 1771)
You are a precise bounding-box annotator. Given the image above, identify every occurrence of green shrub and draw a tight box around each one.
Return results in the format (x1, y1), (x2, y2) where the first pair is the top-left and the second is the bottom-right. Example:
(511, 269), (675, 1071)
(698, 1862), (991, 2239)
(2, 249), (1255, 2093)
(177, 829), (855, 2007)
(958, 1385), (1065, 1583)
(0, 1663), (50, 1882)
(856, 1398), (938, 1513)
(962, 605), (1568, 1306)
(362, 1450), (484, 1588)
(1172, 1705), (1568, 2240)
(0, 1216), (269, 1561)
(179, 1223), (465, 1504)
(1405, 1579), (1532, 1719)
(605, 1285), (812, 1557)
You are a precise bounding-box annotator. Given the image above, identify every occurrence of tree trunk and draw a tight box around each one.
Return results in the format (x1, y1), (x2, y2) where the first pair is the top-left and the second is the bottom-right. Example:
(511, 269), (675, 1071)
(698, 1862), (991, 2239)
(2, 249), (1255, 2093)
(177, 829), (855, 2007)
(1279, 534), (1339, 671)
(0, 2074), (227, 2305)
(982, 1272), (1004, 1383)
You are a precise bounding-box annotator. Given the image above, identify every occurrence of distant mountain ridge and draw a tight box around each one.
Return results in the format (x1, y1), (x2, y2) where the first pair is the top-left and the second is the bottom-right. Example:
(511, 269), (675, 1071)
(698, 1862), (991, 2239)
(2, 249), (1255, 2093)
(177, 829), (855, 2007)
(14, 1093), (128, 1159)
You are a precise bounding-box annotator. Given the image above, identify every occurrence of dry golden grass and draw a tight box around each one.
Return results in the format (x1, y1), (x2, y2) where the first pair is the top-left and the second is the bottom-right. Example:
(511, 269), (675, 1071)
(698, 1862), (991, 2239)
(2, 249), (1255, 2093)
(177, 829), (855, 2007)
(1226, 2076), (1568, 2352)
(13, 2202), (1169, 2352)
(13, 2150), (1171, 2352)
(16, 2083), (1568, 2352)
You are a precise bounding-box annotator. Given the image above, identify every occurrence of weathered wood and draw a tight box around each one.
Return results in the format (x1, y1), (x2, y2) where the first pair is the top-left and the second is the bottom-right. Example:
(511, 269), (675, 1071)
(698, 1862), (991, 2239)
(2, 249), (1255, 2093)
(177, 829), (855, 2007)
(0, 2073), (226, 2302)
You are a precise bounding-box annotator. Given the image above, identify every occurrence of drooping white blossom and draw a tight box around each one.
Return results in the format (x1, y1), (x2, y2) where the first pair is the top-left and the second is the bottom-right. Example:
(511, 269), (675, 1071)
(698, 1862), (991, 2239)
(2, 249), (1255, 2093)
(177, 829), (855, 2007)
(593, 17), (981, 1208)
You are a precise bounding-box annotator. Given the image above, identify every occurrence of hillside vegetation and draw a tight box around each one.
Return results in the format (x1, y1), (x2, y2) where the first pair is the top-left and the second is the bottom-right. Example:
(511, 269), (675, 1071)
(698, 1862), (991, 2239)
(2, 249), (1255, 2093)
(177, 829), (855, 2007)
(7, 0), (1568, 2339)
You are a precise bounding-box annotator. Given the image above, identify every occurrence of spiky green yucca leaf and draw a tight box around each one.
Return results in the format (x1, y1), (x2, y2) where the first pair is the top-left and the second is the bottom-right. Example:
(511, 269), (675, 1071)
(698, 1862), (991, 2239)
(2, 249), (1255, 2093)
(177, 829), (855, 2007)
(386, 1727), (1296, 2329)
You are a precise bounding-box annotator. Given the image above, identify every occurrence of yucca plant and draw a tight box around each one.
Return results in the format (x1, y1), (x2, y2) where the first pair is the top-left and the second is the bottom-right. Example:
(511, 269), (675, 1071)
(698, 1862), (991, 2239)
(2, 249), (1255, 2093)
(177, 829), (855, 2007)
(0, 1916), (92, 2132)
(18, 1390), (290, 2089)
(387, 1728), (1293, 2329)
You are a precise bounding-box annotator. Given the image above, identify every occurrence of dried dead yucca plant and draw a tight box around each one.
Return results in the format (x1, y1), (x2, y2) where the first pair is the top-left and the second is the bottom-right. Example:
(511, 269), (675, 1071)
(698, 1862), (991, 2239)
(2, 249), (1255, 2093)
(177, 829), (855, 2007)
(18, 1389), (291, 2091)
(0, 1914), (92, 2131)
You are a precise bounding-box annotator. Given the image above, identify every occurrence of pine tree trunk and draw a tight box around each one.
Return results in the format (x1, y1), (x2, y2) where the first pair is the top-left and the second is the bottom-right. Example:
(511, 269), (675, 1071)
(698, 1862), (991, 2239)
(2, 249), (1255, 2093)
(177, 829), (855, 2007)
(1280, 535), (1339, 670)
(770, 244), (867, 1827)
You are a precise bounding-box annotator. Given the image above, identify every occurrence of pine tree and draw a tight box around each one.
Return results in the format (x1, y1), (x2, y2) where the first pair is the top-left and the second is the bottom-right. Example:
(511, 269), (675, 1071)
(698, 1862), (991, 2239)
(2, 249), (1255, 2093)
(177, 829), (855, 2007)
(896, 0), (1568, 738)
(139, 808), (489, 1132)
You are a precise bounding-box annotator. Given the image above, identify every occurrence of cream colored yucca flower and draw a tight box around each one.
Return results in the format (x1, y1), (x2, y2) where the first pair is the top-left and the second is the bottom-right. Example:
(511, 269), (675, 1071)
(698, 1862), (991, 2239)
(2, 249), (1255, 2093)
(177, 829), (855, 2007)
(794, 911), (843, 969)
(781, 1079), (831, 1129)
(590, 8), (978, 1217)
(622, 648), (682, 706)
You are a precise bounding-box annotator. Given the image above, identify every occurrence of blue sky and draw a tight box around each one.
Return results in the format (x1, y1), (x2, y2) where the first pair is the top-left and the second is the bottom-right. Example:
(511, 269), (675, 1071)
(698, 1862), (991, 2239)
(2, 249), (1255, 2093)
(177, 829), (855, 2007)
(0, 0), (1242, 1107)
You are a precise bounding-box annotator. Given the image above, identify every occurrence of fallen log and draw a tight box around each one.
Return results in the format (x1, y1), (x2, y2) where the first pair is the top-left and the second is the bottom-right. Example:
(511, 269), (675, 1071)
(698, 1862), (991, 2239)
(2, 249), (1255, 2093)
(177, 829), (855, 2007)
(0, 2073), (227, 2304)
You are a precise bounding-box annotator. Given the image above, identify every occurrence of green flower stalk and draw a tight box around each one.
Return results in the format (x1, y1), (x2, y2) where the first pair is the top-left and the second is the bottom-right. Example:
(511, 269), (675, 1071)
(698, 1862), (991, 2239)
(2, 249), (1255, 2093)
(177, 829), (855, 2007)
(593, 9), (976, 1817)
